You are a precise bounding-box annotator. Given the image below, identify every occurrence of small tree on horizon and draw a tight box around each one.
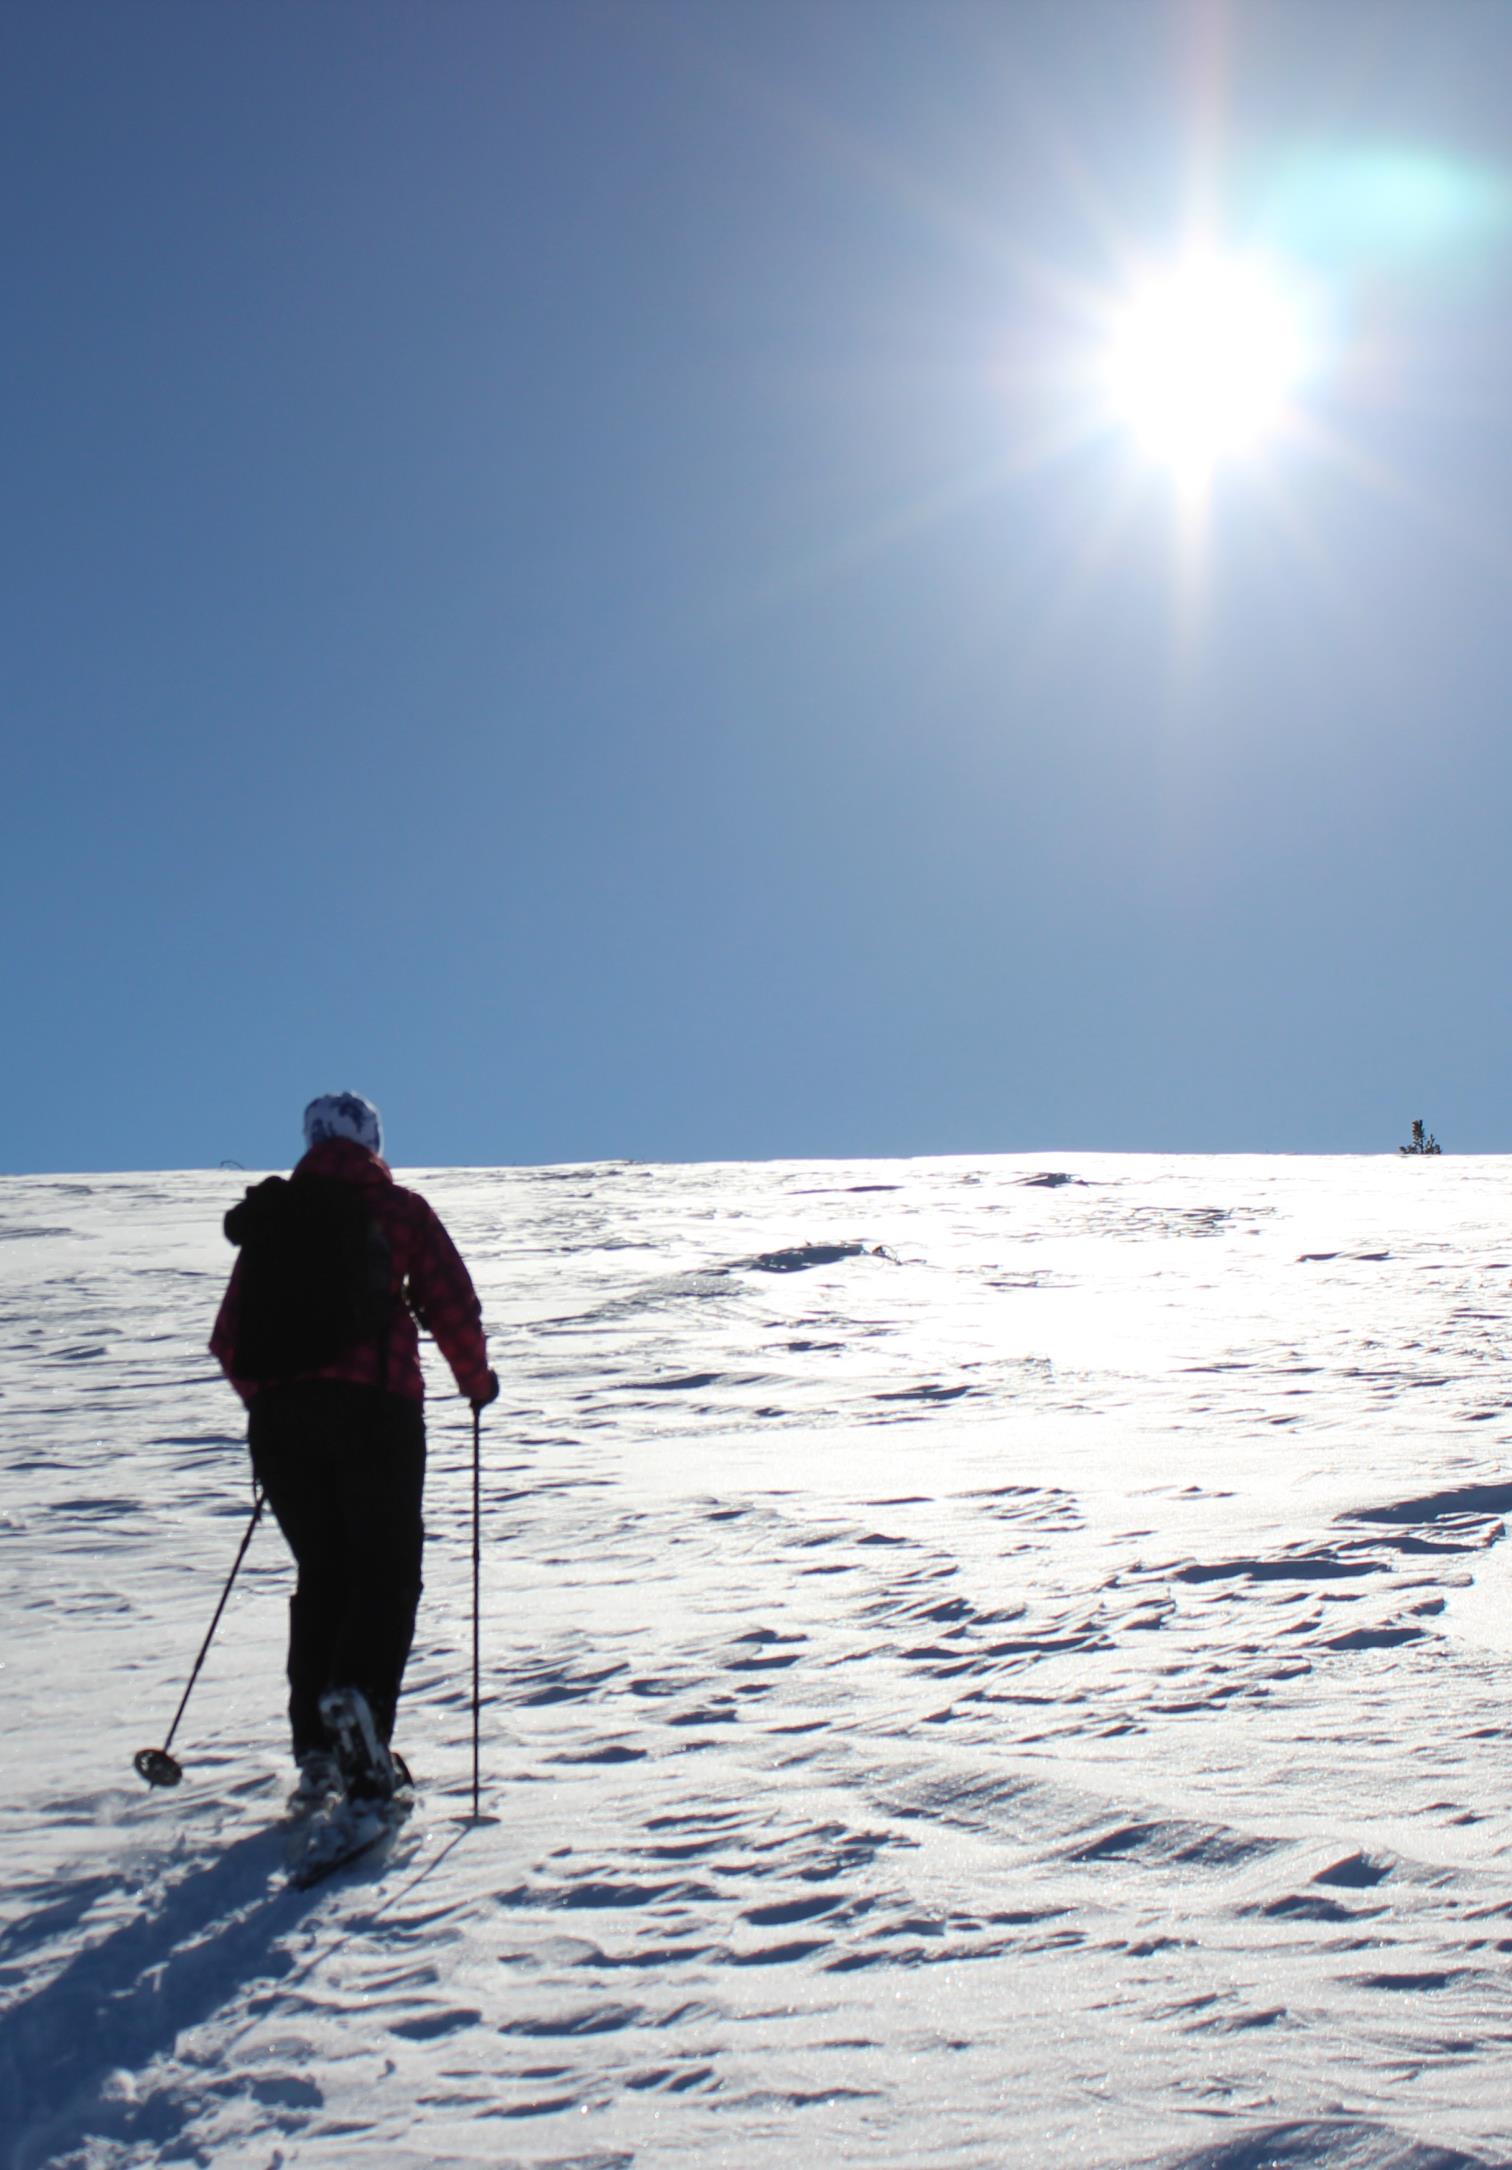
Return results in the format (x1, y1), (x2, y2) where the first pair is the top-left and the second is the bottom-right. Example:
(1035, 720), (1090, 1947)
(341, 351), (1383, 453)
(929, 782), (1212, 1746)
(1399, 1118), (1442, 1156)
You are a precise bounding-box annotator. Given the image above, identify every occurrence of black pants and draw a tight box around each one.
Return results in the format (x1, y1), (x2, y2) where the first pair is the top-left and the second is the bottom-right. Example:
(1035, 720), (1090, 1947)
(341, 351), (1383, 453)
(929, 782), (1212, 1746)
(249, 1381), (426, 1761)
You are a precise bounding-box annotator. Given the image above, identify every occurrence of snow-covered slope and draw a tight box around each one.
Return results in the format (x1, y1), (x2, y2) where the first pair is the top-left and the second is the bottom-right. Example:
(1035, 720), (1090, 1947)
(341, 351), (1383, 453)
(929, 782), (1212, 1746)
(4, 1154), (1512, 2169)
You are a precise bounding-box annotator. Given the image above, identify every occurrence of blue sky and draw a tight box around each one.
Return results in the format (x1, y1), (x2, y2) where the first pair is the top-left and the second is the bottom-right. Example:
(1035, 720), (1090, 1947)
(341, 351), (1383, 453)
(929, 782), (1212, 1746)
(6, 0), (1512, 1172)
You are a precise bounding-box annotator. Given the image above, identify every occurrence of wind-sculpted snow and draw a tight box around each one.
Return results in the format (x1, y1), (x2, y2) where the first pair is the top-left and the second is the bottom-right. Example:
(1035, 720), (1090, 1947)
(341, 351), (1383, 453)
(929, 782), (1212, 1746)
(4, 1154), (1512, 2167)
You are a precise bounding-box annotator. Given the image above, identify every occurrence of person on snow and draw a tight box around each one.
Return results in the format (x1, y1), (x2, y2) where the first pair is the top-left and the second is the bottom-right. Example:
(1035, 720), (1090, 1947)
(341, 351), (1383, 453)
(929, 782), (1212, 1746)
(211, 1091), (498, 1807)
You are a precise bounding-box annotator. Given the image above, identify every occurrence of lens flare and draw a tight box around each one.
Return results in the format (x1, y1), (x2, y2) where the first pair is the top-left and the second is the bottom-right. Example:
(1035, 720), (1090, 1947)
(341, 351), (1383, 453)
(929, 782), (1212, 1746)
(1104, 255), (1307, 480)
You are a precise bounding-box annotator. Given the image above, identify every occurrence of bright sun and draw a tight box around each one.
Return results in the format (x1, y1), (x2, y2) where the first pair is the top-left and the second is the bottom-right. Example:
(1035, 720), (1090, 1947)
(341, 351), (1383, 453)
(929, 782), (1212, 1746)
(1103, 254), (1307, 482)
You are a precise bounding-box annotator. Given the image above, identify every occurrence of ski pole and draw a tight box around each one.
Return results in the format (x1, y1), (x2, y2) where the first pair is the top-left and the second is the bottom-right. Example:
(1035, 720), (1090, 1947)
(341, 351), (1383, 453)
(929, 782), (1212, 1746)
(471, 1401), (482, 1821)
(134, 1492), (265, 1787)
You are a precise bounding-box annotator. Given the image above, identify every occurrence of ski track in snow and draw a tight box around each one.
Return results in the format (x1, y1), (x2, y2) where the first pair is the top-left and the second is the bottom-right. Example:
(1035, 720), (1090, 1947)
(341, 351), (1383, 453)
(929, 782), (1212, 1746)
(4, 1154), (1512, 2167)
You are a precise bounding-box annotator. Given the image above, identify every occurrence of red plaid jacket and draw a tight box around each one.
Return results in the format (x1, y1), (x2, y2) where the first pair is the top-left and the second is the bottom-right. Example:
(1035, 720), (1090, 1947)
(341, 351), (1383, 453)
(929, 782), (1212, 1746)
(210, 1137), (491, 1407)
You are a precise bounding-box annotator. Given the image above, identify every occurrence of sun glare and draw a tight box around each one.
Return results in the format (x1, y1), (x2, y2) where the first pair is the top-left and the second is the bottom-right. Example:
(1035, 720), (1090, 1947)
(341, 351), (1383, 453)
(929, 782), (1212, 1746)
(1103, 255), (1307, 482)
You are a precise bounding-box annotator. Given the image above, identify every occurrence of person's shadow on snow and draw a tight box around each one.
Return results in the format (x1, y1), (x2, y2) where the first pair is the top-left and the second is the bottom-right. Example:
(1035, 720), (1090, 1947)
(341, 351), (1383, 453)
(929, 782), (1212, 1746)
(1, 1824), (335, 2170)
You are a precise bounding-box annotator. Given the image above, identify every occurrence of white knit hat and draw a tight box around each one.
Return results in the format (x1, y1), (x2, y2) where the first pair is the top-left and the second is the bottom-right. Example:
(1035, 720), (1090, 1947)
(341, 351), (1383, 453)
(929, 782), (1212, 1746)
(303, 1091), (384, 1157)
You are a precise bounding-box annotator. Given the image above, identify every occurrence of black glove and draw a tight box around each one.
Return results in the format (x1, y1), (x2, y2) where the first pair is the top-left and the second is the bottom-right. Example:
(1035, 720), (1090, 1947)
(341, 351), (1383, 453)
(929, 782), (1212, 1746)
(470, 1369), (500, 1413)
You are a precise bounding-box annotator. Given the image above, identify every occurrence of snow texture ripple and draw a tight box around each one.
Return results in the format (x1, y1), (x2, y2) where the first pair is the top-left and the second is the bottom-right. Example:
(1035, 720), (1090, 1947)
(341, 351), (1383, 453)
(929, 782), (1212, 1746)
(3, 1153), (1512, 2167)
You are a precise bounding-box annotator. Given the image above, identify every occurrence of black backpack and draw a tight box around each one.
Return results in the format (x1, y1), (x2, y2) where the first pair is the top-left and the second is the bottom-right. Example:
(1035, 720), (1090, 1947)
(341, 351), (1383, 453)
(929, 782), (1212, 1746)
(225, 1175), (393, 1381)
